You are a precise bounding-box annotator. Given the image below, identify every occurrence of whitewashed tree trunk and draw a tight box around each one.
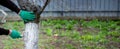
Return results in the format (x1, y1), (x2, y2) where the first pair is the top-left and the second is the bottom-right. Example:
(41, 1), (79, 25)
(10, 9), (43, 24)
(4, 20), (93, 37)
(24, 23), (39, 49)
(17, 0), (50, 49)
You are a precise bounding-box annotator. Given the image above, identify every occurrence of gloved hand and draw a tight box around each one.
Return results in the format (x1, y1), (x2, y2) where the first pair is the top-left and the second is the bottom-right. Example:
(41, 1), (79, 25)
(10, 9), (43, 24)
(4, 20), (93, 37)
(9, 30), (22, 39)
(19, 10), (35, 23)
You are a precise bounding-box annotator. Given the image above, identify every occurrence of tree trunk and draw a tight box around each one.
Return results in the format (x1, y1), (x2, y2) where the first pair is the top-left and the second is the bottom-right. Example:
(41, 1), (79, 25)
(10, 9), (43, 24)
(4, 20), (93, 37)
(17, 0), (50, 49)
(24, 23), (39, 49)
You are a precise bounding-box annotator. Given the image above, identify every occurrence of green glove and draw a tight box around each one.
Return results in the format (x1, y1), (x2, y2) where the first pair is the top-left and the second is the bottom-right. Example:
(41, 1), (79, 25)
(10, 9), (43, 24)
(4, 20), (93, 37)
(9, 30), (22, 39)
(19, 10), (35, 22)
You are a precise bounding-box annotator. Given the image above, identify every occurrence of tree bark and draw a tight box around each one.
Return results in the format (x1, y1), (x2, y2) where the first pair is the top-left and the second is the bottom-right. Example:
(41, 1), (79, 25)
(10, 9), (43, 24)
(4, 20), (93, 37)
(17, 0), (50, 49)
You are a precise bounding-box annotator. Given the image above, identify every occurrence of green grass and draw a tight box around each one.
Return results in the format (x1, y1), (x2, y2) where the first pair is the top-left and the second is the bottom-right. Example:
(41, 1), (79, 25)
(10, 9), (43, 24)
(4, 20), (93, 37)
(0, 19), (120, 49)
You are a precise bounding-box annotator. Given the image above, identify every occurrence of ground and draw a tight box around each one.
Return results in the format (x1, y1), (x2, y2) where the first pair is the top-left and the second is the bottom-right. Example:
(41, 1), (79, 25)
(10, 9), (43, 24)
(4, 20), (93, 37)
(0, 19), (120, 49)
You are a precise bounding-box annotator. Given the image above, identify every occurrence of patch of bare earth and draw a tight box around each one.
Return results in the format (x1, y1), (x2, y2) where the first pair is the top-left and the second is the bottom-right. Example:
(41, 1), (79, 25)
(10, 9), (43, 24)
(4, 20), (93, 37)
(0, 35), (7, 49)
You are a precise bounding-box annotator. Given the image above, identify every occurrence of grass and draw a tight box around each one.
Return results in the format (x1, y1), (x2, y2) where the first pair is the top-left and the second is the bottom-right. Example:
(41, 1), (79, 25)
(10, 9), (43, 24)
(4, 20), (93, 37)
(0, 19), (120, 49)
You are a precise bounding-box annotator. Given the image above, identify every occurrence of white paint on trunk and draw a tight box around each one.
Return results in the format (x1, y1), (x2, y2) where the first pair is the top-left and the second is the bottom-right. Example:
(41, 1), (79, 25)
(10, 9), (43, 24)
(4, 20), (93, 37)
(24, 22), (39, 49)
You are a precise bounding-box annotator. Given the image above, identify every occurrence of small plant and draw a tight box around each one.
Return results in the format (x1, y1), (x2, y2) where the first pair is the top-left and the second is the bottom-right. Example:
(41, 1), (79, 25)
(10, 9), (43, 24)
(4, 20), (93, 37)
(69, 31), (80, 40)
(108, 31), (120, 37)
(45, 28), (53, 36)
(65, 24), (74, 30)
(80, 35), (94, 41)
(55, 24), (63, 29)
(64, 44), (76, 49)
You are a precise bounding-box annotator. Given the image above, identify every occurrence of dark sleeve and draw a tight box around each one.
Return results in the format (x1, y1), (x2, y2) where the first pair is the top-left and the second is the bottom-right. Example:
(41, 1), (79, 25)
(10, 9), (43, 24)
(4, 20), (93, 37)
(0, 0), (20, 13)
(0, 28), (9, 35)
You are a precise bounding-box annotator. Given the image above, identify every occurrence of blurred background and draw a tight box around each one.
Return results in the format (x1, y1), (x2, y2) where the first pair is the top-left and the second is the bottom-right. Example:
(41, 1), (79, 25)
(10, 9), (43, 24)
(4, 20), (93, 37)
(0, 0), (120, 20)
(0, 0), (120, 49)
